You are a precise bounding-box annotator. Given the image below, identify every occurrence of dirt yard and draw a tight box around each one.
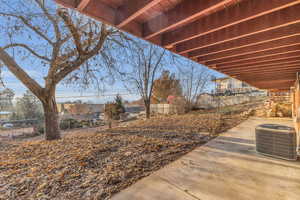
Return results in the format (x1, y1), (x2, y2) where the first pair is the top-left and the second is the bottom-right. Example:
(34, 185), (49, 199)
(0, 127), (34, 140)
(0, 109), (252, 200)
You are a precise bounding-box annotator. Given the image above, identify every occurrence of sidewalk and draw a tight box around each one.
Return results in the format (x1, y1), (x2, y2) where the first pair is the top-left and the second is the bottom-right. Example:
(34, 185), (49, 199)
(112, 117), (300, 200)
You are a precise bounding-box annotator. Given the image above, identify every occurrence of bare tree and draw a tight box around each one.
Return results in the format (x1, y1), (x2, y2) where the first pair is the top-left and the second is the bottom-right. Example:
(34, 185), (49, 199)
(119, 39), (168, 119)
(152, 70), (182, 104)
(0, 88), (14, 112)
(178, 61), (212, 111)
(0, 0), (122, 140)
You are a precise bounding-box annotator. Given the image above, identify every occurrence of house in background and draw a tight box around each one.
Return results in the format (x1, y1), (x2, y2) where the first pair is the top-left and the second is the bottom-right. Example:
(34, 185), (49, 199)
(57, 103), (104, 121)
(197, 77), (267, 108)
(212, 77), (266, 96)
(0, 111), (12, 121)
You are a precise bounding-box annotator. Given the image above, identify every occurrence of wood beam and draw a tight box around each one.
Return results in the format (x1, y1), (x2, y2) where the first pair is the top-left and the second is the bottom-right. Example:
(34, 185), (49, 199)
(56, 0), (143, 36)
(222, 63), (300, 74)
(241, 78), (296, 85)
(94, 1), (142, 36)
(261, 86), (292, 90)
(251, 80), (296, 84)
(260, 86), (292, 90)
(116, 0), (162, 28)
(255, 82), (293, 87)
(143, 0), (232, 40)
(203, 44), (300, 65)
(240, 71), (297, 77)
(84, 1), (116, 25)
(176, 5), (300, 54)
(212, 51), (300, 69)
(77, 0), (91, 11)
(238, 71), (299, 77)
(228, 78), (294, 89)
(218, 76), (294, 90)
(54, 0), (77, 8)
(231, 73), (299, 81)
(163, 0), (300, 47)
(241, 74), (296, 82)
(196, 35), (300, 62)
(56, 0), (116, 25)
(252, 80), (295, 85)
(251, 80), (294, 89)
(189, 24), (300, 58)
(219, 58), (300, 73)
(229, 66), (300, 76)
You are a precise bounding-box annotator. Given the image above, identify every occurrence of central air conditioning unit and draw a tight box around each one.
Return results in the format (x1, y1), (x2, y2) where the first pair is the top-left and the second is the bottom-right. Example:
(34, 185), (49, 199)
(255, 124), (298, 161)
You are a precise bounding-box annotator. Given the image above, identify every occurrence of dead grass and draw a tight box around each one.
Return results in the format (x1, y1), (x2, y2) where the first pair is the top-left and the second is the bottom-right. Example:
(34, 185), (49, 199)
(0, 110), (250, 200)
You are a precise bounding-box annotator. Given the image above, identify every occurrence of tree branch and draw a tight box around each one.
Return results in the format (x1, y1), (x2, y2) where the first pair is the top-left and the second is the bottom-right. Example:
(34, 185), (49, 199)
(48, 21), (91, 81)
(34, 0), (61, 42)
(55, 24), (109, 83)
(34, 1), (63, 75)
(149, 50), (165, 98)
(0, 47), (44, 100)
(3, 43), (51, 62)
(57, 9), (84, 55)
(0, 12), (54, 45)
(56, 36), (98, 63)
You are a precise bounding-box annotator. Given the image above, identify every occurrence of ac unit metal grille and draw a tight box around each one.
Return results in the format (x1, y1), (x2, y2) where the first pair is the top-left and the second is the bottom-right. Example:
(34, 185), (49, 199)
(256, 124), (297, 161)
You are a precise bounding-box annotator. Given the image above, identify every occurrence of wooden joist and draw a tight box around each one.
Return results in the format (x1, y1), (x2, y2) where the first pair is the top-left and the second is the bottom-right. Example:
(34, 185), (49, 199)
(54, 0), (300, 90)
(162, 0), (300, 47)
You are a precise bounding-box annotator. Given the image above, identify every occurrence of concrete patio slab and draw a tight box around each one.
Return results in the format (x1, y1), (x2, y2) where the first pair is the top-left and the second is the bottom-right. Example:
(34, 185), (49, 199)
(112, 117), (300, 200)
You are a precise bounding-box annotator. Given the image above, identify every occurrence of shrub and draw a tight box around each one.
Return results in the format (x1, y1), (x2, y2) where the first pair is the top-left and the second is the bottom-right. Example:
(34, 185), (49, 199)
(104, 96), (126, 128)
(203, 113), (224, 136)
(60, 118), (81, 130)
(276, 103), (292, 117)
(171, 97), (187, 115)
(33, 123), (45, 135)
(105, 103), (120, 120)
(115, 94), (126, 114)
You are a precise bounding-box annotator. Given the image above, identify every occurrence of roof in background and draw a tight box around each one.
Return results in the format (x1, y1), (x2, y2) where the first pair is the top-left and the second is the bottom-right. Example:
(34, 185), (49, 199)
(212, 77), (231, 82)
(0, 111), (12, 115)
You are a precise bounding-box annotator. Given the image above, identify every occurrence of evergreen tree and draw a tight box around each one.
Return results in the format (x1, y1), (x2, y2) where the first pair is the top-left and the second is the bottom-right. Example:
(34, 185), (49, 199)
(14, 90), (44, 120)
(115, 94), (125, 114)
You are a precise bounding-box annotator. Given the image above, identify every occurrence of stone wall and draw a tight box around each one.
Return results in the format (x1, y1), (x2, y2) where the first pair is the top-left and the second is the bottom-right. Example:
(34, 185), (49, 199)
(254, 96), (292, 118)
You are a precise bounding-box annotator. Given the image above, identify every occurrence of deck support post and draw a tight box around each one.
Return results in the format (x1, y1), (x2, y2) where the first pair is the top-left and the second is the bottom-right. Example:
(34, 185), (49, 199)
(292, 74), (300, 154)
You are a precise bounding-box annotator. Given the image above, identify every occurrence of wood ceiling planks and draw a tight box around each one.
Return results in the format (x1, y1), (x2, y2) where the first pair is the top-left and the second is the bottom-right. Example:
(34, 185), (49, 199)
(55, 0), (300, 89)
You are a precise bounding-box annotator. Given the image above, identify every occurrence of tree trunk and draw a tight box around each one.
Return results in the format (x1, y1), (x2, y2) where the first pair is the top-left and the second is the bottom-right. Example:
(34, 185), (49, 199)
(42, 96), (61, 140)
(108, 120), (112, 128)
(145, 103), (151, 119)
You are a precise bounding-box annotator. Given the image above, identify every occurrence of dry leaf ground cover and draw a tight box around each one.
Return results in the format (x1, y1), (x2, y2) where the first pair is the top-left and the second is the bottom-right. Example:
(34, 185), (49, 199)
(0, 110), (251, 200)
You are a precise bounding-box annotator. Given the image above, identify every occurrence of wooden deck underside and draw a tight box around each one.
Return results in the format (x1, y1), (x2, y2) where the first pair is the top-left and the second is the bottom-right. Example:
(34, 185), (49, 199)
(55, 0), (300, 90)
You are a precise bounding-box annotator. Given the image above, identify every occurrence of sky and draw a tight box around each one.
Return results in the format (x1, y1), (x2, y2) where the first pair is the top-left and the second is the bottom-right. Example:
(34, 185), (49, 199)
(0, 0), (224, 104)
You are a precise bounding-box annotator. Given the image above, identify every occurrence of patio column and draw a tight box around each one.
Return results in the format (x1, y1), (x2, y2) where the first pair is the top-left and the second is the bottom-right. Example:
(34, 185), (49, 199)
(293, 76), (300, 153)
(291, 88), (295, 117)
